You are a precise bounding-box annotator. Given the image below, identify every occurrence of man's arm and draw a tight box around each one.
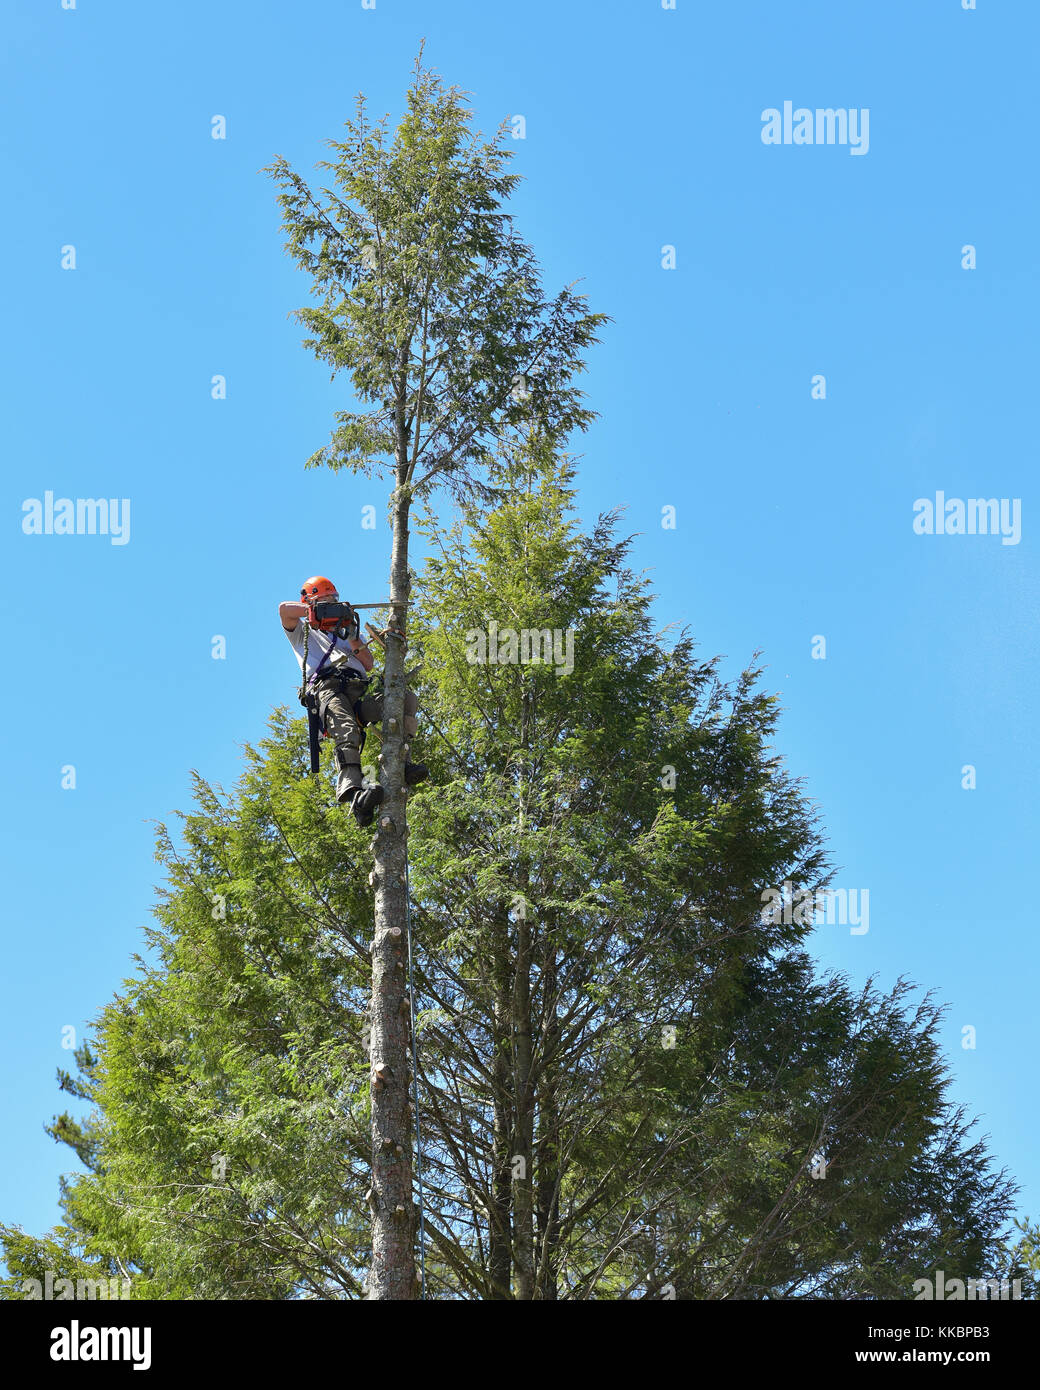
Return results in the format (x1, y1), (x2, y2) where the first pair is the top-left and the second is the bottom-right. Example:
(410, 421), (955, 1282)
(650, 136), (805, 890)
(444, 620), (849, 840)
(279, 600), (309, 632)
(281, 599), (373, 669)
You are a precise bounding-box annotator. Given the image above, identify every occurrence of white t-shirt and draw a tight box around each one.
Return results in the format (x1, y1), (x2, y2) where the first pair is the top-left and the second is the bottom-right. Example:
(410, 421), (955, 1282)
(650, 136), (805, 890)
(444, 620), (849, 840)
(286, 622), (367, 682)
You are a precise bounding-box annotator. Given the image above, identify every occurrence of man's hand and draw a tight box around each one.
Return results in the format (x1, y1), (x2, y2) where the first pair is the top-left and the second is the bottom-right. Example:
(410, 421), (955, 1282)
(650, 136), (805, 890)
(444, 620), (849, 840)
(350, 636), (375, 672)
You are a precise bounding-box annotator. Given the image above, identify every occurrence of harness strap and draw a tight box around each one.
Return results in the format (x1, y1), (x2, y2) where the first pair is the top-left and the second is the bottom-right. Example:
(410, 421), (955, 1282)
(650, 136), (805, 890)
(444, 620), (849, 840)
(307, 630), (340, 687)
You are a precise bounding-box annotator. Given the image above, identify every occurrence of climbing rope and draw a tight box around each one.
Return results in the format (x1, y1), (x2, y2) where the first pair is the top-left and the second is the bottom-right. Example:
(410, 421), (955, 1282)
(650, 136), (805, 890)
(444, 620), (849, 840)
(299, 619), (309, 705)
(404, 856), (428, 1299)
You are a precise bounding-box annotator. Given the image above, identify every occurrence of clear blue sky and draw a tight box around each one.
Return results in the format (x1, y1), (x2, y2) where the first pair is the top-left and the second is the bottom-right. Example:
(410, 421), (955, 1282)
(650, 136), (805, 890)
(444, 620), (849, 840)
(2, 0), (1037, 1256)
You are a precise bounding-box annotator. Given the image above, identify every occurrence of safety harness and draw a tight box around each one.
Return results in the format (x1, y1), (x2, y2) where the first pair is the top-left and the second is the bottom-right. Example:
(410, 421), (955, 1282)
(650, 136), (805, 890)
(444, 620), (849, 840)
(299, 620), (373, 775)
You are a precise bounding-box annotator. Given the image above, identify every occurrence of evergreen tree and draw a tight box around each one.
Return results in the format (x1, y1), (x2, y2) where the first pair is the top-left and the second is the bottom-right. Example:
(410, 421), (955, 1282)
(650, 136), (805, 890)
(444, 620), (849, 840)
(396, 441), (1026, 1298)
(3, 444), (1027, 1301)
(266, 55), (603, 1298)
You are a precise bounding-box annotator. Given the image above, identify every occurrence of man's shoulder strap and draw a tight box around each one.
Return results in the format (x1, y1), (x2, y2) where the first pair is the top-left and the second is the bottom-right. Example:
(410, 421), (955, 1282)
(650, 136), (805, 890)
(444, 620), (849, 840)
(308, 629), (339, 684)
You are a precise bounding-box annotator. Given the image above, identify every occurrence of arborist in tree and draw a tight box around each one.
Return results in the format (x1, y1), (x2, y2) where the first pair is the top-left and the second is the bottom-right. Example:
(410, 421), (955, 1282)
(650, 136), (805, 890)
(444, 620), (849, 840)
(280, 576), (428, 826)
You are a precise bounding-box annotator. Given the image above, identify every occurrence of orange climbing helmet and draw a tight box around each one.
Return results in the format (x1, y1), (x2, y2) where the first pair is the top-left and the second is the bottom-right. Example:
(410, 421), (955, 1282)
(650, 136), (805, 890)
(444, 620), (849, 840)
(301, 575), (338, 602)
(300, 575), (343, 632)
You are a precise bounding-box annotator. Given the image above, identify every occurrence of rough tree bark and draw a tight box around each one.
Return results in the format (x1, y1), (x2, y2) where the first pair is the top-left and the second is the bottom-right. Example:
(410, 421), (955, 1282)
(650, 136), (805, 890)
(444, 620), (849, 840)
(535, 947), (561, 1300)
(366, 422), (417, 1298)
(490, 917), (514, 1298)
(512, 902), (535, 1300)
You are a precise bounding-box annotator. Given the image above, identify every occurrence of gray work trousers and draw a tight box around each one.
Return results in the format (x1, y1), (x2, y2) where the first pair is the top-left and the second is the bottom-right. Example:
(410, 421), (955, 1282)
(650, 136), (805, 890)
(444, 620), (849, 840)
(315, 670), (418, 802)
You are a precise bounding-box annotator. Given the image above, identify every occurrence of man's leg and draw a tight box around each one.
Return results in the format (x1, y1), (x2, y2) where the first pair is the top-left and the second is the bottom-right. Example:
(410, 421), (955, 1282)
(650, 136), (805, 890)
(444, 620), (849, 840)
(358, 687), (428, 786)
(322, 687), (385, 823)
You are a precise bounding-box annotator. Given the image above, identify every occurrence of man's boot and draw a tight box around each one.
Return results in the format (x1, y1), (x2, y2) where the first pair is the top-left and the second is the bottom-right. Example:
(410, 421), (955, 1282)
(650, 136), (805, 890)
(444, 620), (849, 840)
(348, 783), (384, 827)
(334, 747), (384, 825)
(404, 761), (429, 787)
(334, 747), (361, 806)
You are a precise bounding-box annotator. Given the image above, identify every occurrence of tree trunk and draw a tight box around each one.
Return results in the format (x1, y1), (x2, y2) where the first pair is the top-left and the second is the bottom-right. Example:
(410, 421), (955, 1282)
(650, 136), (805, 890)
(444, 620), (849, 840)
(512, 906), (535, 1299)
(367, 463), (416, 1299)
(489, 921), (513, 1298)
(512, 681), (536, 1298)
(535, 947), (561, 1300)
